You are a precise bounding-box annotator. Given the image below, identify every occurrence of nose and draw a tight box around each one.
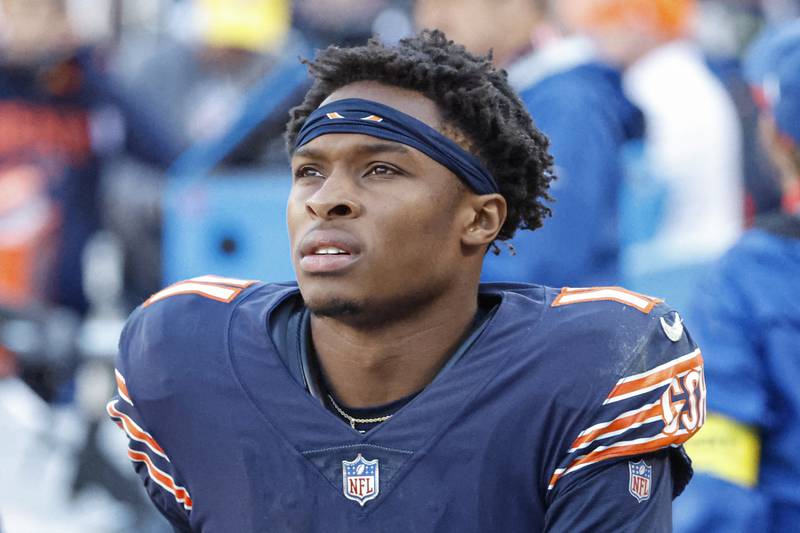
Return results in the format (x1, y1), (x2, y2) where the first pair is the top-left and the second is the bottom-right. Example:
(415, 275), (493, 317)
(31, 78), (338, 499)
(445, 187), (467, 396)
(305, 175), (362, 220)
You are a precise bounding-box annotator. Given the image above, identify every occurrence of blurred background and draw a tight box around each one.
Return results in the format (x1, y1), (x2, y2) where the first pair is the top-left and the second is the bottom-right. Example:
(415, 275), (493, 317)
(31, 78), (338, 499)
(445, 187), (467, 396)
(0, 0), (797, 531)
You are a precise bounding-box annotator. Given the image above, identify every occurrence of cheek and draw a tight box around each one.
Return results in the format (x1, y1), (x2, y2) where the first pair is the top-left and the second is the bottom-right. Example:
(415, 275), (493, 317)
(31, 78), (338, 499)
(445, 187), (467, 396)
(286, 187), (309, 241)
(371, 191), (461, 269)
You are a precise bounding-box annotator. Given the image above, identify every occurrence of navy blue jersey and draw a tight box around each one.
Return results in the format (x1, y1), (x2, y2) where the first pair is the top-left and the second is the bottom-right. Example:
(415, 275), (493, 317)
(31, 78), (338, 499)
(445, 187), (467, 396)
(108, 276), (704, 532)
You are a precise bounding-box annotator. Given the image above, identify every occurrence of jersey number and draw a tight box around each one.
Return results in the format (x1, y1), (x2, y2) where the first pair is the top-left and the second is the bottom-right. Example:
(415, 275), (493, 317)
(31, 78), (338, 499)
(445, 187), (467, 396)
(552, 287), (663, 314)
(661, 367), (707, 435)
(143, 275), (256, 307)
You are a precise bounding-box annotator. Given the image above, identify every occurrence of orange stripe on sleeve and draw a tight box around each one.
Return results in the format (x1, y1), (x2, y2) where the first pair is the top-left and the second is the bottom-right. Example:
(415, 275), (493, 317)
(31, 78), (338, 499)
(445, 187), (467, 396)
(549, 431), (693, 490)
(552, 287), (662, 314)
(128, 449), (193, 510)
(188, 275), (257, 288)
(144, 282), (242, 307)
(143, 275), (257, 306)
(115, 369), (133, 406)
(107, 400), (167, 459)
(604, 349), (703, 404)
(569, 401), (663, 452)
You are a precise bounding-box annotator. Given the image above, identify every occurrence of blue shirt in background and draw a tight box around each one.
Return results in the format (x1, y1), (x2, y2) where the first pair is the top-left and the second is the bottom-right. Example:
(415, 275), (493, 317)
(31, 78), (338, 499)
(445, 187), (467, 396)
(483, 49), (643, 287)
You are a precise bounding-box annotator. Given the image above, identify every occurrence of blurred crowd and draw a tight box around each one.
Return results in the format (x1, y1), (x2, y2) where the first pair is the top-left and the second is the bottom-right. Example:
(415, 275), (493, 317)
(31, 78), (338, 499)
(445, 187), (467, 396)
(0, 0), (798, 531)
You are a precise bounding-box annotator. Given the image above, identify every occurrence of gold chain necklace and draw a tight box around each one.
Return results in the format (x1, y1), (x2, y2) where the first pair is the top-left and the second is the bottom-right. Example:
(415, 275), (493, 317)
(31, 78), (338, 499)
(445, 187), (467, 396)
(328, 395), (394, 430)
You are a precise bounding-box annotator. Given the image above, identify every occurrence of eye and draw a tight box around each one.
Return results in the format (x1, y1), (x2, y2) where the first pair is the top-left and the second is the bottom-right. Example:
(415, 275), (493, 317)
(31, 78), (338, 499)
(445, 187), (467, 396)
(294, 166), (325, 179)
(365, 164), (401, 177)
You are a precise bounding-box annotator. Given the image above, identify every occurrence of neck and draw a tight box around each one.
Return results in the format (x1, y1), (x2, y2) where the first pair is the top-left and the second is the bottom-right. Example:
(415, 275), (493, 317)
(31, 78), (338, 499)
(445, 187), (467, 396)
(310, 285), (479, 408)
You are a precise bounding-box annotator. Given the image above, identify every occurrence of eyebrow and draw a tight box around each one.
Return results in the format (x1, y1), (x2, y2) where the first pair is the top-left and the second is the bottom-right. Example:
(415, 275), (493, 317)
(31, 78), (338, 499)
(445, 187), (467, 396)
(293, 141), (412, 161)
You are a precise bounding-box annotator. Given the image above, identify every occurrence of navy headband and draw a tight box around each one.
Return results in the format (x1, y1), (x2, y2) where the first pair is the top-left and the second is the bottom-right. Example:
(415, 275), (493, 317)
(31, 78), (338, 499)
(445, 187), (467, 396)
(293, 98), (500, 195)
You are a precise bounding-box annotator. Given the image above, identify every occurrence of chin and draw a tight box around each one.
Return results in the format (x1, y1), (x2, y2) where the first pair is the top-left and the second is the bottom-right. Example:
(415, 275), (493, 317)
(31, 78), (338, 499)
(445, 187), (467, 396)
(298, 275), (367, 315)
(306, 297), (364, 319)
(300, 283), (365, 318)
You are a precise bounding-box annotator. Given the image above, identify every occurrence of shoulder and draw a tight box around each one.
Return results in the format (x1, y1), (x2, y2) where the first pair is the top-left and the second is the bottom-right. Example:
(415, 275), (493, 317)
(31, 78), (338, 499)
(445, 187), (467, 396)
(522, 73), (643, 152)
(538, 62), (622, 98)
(542, 286), (695, 378)
(528, 287), (701, 436)
(521, 286), (704, 496)
(485, 284), (696, 385)
(523, 62), (632, 113)
(117, 275), (295, 395)
(520, 71), (597, 117)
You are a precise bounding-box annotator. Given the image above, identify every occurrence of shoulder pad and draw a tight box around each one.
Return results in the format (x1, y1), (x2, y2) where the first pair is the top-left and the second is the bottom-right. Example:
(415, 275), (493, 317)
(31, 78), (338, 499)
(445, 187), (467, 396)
(118, 276), (276, 402)
(540, 286), (706, 494)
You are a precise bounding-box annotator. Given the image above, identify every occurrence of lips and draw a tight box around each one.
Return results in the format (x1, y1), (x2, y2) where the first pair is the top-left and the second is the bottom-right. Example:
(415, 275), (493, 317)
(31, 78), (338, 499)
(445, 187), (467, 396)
(297, 229), (362, 274)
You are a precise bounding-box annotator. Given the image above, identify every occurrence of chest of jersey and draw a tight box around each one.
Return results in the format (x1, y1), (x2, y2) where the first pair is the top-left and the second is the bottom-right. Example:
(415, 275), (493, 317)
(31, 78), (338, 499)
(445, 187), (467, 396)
(127, 282), (696, 532)
(178, 375), (558, 532)
(154, 292), (567, 532)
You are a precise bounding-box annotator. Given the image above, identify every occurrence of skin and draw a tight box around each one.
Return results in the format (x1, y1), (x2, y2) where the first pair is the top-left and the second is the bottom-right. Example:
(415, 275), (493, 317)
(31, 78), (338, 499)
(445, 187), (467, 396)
(287, 81), (506, 407)
(414, 0), (544, 66)
(0, 0), (75, 65)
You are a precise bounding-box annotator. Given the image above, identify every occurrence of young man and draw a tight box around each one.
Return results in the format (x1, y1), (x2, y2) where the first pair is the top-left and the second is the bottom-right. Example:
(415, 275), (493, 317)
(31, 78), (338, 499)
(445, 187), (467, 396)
(108, 31), (705, 532)
(674, 30), (800, 533)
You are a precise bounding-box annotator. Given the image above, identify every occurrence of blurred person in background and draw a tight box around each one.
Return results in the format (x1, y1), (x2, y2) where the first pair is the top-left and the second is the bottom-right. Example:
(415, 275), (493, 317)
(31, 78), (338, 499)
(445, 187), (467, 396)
(0, 0), (178, 315)
(695, 0), (784, 221)
(674, 27), (800, 532)
(761, 0), (800, 21)
(113, 0), (296, 158)
(415, 0), (644, 287)
(105, 0), (301, 304)
(114, 0), (406, 163)
(293, 0), (411, 48)
(0, 0), (179, 399)
(0, 0), (182, 530)
(571, 0), (745, 287)
(743, 16), (800, 213)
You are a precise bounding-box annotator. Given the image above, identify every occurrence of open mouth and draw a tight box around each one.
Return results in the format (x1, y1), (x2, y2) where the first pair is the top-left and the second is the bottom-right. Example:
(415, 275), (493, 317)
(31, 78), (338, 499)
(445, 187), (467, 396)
(312, 246), (350, 256)
(298, 234), (361, 274)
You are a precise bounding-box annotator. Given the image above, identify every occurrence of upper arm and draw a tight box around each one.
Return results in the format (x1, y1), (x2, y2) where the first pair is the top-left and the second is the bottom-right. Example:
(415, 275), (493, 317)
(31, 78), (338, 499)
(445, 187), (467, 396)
(108, 276), (259, 528)
(108, 312), (193, 530)
(545, 449), (675, 533)
(546, 305), (704, 496)
(542, 298), (706, 530)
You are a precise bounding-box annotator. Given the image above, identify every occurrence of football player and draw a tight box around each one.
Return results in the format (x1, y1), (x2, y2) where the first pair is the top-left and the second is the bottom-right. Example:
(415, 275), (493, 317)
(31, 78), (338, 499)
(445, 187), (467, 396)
(108, 31), (705, 532)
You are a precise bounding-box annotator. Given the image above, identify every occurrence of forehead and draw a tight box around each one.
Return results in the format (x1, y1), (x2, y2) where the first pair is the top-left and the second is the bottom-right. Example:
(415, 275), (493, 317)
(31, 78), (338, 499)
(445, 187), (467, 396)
(320, 81), (446, 134)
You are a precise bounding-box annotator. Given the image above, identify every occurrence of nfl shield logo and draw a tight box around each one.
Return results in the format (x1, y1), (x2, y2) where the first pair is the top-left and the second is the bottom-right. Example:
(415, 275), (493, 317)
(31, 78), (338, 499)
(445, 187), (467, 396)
(342, 454), (380, 506)
(628, 460), (652, 503)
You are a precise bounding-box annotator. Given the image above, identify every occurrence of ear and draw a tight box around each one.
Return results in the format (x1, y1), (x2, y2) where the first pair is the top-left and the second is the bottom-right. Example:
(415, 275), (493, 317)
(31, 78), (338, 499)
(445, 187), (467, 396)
(461, 193), (507, 248)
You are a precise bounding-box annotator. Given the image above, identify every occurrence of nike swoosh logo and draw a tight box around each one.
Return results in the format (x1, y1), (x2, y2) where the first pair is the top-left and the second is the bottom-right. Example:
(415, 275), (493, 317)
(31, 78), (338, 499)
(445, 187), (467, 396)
(660, 313), (684, 342)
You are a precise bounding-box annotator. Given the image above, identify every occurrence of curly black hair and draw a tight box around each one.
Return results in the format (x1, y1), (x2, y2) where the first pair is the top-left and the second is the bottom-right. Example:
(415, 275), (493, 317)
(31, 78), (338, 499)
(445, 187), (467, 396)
(285, 29), (555, 241)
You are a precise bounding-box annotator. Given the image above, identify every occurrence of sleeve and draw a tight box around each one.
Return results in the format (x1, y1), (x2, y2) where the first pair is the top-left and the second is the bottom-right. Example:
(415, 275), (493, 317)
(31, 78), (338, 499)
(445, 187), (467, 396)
(544, 449), (676, 533)
(481, 88), (623, 286)
(672, 259), (766, 532)
(106, 316), (193, 532)
(545, 302), (707, 530)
